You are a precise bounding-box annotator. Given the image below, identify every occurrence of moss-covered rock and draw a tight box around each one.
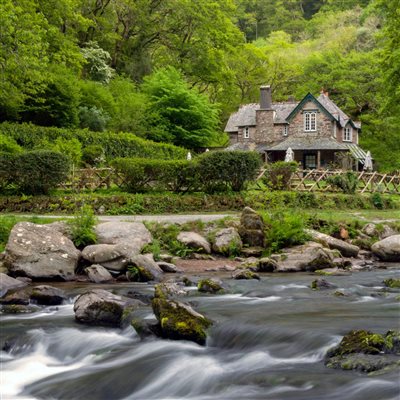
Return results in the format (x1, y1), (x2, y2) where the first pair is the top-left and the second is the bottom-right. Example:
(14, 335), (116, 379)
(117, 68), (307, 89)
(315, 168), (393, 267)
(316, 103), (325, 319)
(154, 282), (187, 299)
(232, 269), (260, 280)
(311, 278), (336, 290)
(198, 278), (224, 294)
(383, 278), (400, 289)
(151, 298), (212, 345)
(30, 285), (66, 305)
(325, 330), (400, 373)
(1, 304), (38, 314)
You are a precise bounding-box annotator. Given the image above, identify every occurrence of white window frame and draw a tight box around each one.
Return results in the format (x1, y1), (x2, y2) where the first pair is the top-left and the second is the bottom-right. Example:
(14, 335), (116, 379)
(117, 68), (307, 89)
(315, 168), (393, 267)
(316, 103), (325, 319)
(344, 127), (353, 142)
(244, 126), (250, 139)
(283, 126), (288, 136)
(304, 112), (317, 132)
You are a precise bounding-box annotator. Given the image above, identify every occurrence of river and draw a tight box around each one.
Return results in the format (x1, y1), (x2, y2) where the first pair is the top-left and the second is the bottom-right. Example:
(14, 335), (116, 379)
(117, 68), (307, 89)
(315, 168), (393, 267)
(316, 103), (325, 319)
(1, 266), (399, 400)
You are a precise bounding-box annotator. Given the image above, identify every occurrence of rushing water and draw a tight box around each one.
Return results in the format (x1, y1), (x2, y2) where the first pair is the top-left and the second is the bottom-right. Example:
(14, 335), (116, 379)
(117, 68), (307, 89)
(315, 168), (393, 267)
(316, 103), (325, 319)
(1, 266), (400, 400)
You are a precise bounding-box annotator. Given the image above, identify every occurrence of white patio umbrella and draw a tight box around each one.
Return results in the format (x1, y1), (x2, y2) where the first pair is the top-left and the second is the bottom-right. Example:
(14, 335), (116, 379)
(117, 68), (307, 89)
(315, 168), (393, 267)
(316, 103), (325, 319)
(285, 147), (294, 162)
(363, 151), (373, 171)
(187, 151), (192, 161)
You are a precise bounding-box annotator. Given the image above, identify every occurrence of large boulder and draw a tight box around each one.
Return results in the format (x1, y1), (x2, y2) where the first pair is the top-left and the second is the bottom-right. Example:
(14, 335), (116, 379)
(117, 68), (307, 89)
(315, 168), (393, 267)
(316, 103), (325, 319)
(177, 232), (211, 254)
(4, 222), (80, 280)
(198, 278), (224, 294)
(325, 330), (400, 373)
(212, 227), (242, 255)
(306, 229), (359, 258)
(274, 242), (336, 272)
(85, 264), (114, 283)
(30, 285), (66, 305)
(371, 235), (400, 262)
(156, 261), (183, 273)
(126, 254), (164, 282)
(0, 273), (27, 297)
(74, 289), (140, 327)
(154, 282), (188, 299)
(238, 207), (265, 247)
(151, 297), (212, 345)
(232, 269), (260, 280)
(95, 221), (152, 249)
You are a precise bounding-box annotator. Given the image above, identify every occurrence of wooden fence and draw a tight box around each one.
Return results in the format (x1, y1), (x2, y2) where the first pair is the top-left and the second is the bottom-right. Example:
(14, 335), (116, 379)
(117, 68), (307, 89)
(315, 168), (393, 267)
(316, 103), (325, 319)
(289, 169), (400, 194)
(59, 167), (400, 195)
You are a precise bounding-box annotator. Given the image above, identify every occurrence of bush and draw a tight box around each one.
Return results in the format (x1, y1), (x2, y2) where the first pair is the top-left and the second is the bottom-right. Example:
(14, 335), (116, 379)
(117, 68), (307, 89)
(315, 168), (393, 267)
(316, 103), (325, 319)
(82, 144), (106, 166)
(197, 151), (262, 193)
(263, 161), (298, 190)
(0, 122), (186, 161)
(112, 158), (198, 193)
(69, 205), (97, 248)
(327, 171), (359, 194)
(2, 150), (70, 195)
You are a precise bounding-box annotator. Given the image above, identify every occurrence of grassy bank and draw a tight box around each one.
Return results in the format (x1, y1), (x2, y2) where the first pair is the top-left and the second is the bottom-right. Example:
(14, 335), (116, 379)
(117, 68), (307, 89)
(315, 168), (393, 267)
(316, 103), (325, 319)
(0, 191), (399, 215)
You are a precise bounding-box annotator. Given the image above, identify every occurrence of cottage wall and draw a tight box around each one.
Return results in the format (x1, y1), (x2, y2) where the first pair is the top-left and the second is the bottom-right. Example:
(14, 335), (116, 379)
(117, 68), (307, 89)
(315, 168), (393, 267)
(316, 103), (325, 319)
(237, 126), (257, 142)
(338, 127), (359, 144)
(288, 101), (334, 138)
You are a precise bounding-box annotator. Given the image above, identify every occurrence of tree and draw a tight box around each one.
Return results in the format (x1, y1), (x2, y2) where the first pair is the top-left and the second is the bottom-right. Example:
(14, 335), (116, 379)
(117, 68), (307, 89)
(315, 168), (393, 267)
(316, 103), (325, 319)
(141, 67), (221, 149)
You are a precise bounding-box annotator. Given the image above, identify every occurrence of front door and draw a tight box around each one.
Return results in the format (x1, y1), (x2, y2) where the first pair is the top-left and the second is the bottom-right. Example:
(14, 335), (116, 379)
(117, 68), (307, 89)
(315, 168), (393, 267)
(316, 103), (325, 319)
(304, 153), (317, 169)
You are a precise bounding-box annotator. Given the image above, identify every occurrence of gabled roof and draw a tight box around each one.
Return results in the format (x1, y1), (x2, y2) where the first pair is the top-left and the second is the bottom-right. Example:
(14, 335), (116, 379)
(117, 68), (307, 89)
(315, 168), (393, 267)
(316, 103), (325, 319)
(224, 92), (361, 133)
(286, 93), (337, 123)
(261, 136), (349, 152)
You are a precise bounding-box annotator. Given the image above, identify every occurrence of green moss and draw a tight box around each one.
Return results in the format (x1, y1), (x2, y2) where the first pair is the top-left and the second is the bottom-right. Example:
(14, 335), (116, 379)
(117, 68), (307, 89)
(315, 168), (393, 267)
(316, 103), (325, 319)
(151, 298), (212, 345)
(334, 291), (345, 297)
(384, 278), (400, 289)
(198, 279), (223, 294)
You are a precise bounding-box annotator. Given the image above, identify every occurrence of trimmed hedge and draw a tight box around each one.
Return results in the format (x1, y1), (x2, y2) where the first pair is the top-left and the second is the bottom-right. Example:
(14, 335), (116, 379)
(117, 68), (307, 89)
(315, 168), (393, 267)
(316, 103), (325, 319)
(0, 122), (186, 161)
(0, 150), (70, 194)
(113, 151), (262, 193)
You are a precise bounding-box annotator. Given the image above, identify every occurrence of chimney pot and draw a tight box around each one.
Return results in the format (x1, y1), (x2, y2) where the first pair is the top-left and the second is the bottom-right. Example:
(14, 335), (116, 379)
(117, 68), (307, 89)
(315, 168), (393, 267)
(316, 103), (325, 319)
(260, 85), (272, 110)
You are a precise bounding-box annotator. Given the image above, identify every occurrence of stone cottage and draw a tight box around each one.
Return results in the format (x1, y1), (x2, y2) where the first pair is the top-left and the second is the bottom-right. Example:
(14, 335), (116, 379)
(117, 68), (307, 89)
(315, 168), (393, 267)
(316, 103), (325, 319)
(225, 86), (369, 169)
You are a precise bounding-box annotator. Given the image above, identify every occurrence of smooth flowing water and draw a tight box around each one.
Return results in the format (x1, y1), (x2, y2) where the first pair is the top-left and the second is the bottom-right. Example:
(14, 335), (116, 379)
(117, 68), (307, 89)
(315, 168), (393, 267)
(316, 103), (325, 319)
(1, 266), (400, 400)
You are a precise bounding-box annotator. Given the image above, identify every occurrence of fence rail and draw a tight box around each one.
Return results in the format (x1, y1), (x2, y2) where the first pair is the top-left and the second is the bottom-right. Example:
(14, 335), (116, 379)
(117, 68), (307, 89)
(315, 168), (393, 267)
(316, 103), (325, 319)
(59, 167), (400, 195)
(289, 169), (400, 194)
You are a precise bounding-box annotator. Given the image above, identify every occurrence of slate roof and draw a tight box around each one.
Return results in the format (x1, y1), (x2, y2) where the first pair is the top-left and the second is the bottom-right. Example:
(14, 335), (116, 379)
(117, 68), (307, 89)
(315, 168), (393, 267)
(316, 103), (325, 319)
(224, 94), (361, 132)
(224, 102), (297, 132)
(346, 143), (369, 162)
(260, 136), (349, 152)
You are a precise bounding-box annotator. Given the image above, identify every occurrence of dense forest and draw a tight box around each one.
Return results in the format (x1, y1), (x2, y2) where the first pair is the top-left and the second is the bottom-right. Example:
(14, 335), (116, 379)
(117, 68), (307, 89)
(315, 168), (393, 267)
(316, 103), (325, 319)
(1, 0), (399, 170)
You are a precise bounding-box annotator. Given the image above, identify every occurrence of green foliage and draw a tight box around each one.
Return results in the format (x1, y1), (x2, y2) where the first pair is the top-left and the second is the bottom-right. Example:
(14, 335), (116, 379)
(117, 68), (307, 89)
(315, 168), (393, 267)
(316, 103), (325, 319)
(197, 151), (262, 193)
(50, 137), (82, 167)
(327, 171), (359, 194)
(68, 205), (97, 248)
(0, 134), (22, 154)
(82, 145), (105, 167)
(141, 67), (221, 149)
(262, 210), (310, 254)
(0, 122), (186, 161)
(1, 150), (70, 195)
(263, 161), (298, 190)
(81, 42), (114, 84)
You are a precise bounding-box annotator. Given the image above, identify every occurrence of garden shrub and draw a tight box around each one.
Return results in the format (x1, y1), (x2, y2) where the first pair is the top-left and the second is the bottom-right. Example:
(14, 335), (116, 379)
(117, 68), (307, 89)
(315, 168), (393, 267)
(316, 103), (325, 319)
(263, 161), (298, 190)
(82, 144), (106, 166)
(2, 150), (70, 195)
(68, 205), (97, 248)
(327, 171), (359, 194)
(0, 122), (186, 160)
(0, 133), (22, 154)
(196, 151), (262, 193)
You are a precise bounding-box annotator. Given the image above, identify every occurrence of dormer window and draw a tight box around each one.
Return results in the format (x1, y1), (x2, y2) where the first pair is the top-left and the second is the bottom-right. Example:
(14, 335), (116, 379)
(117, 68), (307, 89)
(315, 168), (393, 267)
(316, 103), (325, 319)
(283, 126), (288, 136)
(304, 112), (317, 132)
(344, 127), (352, 142)
(244, 126), (250, 139)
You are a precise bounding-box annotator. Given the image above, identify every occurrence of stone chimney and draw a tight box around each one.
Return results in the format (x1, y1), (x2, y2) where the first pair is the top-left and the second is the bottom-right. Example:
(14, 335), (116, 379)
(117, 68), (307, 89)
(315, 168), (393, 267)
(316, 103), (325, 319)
(256, 85), (275, 143)
(260, 85), (273, 110)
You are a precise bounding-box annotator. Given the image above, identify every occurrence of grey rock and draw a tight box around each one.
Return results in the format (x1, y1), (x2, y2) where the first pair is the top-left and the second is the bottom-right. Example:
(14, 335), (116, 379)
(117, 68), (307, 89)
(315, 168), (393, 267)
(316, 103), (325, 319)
(0, 288), (30, 305)
(232, 269), (260, 280)
(0, 273), (27, 297)
(177, 232), (211, 254)
(311, 278), (337, 290)
(45, 221), (72, 239)
(30, 285), (66, 305)
(127, 254), (164, 281)
(85, 264), (114, 283)
(4, 222), (80, 281)
(274, 242), (336, 272)
(240, 247), (264, 257)
(238, 207), (265, 247)
(74, 289), (138, 327)
(381, 225), (398, 239)
(154, 282), (188, 299)
(95, 221), (152, 251)
(362, 223), (378, 237)
(256, 257), (279, 272)
(306, 229), (359, 258)
(212, 227), (242, 255)
(157, 261), (183, 273)
(371, 235), (400, 262)
(198, 278), (224, 293)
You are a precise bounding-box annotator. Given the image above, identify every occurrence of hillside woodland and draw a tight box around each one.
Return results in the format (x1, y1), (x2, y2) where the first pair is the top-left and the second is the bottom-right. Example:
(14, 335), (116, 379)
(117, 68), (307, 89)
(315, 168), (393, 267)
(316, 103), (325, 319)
(0, 0), (399, 170)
